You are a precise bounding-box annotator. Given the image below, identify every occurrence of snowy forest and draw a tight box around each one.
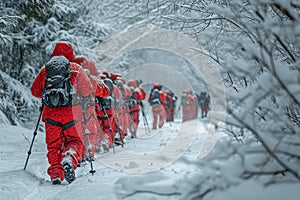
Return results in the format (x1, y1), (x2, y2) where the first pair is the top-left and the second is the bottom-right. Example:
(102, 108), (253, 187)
(1, 0), (300, 199)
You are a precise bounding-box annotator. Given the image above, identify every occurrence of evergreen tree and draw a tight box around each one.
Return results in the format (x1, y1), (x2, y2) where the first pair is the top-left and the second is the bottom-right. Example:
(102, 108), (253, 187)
(0, 0), (78, 125)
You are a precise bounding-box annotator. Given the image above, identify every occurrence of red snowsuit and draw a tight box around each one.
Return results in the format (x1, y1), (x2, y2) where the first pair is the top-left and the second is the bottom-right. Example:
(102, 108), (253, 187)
(95, 78), (119, 148)
(149, 87), (166, 129)
(164, 91), (177, 122)
(110, 76), (128, 144)
(84, 76), (110, 156)
(31, 43), (93, 181)
(181, 91), (198, 122)
(191, 94), (198, 119)
(112, 84), (124, 143)
(75, 56), (110, 159)
(127, 80), (146, 137)
(122, 83), (133, 137)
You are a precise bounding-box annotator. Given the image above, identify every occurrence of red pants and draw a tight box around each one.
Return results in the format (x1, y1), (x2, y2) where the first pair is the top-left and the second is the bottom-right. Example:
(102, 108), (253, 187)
(129, 109), (140, 135)
(81, 117), (98, 160)
(114, 110), (124, 141)
(182, 105), (198, 122)
(45, 119), (83, 181)
(97, 108), (118, 147)
(152, 105), (165, 129)
(201, 105), (208, 117)
(165, 106), (175, 122)
(98, 118), (113, 147)
(119, 106), (130, 136)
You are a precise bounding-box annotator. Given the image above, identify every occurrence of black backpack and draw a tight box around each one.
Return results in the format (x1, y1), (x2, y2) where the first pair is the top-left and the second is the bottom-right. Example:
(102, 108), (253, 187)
(96, 78), (115, 109)
(42, 56), (79, 108)
(198, 92), (208, 106)
(128, 87), (138, 108)
(149, 89), (161, 106)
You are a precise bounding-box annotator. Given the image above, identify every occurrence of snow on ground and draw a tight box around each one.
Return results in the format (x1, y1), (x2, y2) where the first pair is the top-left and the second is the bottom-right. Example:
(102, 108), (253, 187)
(0, 115), (208, 200)
(1, 115), (299, 200)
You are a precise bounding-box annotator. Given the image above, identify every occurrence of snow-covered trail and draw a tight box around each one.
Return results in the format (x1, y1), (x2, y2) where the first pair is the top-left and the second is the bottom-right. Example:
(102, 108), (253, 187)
(0, 117), (211, 200)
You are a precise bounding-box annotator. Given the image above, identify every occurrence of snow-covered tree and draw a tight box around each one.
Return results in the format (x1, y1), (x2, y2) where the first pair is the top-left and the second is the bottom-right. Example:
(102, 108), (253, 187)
(0, 0), (79, 125)
(197, 0), (300, 184)
(0, 0), (116, 125)
(108, 0), (300, 198)
(1, 0), (299, 197)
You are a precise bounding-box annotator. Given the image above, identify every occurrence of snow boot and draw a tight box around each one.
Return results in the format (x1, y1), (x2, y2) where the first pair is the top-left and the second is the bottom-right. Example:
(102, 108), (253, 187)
(63, 163), (76, 184)
(131, 132), (137, 138)
(101, 142), (109, 153)
(51, 178), (61, 185)
(102, 143), (109, 153)
(77, 159), (87, 167)
(115, 138), (124, 146)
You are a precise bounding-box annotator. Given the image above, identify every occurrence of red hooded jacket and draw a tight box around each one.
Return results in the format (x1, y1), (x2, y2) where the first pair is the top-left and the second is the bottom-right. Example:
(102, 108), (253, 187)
(31, 41), (93, 122)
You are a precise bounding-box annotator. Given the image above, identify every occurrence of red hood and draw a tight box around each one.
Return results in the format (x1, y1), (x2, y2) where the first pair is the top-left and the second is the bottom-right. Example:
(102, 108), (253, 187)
(52, 41), (76, 62)
(75, 56), (98, 76)
(110, 72), (122, 81)
(153, 83), (160, 89)
(86, 60), (98, 76)
(74, 55), (88, 65)
(127, 79), (137, 88)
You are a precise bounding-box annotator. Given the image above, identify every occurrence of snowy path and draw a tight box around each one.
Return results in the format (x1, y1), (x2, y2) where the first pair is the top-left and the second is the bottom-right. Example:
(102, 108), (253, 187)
(0, 118), (212, 200)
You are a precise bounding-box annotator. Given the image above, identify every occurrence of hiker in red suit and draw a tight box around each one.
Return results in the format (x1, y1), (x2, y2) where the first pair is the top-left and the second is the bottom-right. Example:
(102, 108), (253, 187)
(181, 90), (198, 122)
(121, 77), (133, 137)
(95, 73), (119, 151)
(111, 75), (124, 146)
(191, 92), (199, 119)
(111, 73), (127, 144)
(30, 41), (93, 184)
(164, 91), (177, 122)
(74, 56), (110, 160)
(127, 79), (146, 138)
(148, 84), (167, 129)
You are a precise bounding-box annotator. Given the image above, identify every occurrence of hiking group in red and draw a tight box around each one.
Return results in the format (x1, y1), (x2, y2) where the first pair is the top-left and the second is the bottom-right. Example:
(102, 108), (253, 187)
(30, 41), (209, 185)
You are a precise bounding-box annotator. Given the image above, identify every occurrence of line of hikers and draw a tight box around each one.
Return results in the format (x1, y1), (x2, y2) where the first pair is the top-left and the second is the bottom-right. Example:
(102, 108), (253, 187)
(29, 41), (210, 185)
(147, 83), (178, 130)
(147, 85), (211, 127)
(30, 41), (150, 185)
(180, 90), (210, 122)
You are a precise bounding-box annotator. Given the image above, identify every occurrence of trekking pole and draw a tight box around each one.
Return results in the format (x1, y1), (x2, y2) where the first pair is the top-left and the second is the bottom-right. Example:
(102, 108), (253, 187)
(82, 99), (96, 175)
(84, 128), (96, 175)
(100, 102), (115, 153)
(140, 101), (150, 131)
(139, 101), (150, 134)
(24, 105), (43, 170)
(114, 111), (124, 147)
(85, 128), (96, 175)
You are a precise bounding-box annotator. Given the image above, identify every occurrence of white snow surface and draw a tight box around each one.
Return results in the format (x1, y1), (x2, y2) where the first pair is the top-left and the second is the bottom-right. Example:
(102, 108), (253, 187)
(0, 117), (299, 200)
